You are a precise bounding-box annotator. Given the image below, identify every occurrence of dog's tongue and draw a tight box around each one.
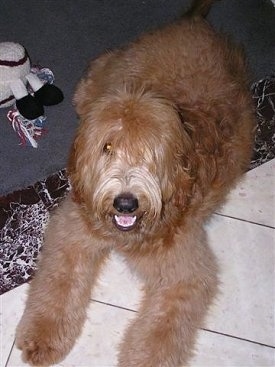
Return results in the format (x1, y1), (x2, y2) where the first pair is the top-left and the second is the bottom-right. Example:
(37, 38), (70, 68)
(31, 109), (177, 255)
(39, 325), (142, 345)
(114, 215), (136, 228)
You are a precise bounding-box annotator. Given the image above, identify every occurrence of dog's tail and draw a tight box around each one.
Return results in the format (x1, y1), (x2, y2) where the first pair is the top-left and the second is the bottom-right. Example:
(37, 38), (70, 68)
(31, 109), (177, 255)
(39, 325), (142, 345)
(185, 0), (219, 18)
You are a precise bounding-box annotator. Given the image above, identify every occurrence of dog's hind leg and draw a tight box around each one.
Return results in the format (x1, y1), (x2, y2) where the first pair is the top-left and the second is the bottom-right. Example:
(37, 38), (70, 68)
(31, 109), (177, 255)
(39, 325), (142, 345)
(15, 194), (110, 366)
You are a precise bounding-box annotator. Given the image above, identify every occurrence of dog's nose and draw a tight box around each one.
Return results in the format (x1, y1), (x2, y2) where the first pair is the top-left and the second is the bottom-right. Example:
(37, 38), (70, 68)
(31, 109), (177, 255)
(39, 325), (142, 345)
(113, 193), (138, 213)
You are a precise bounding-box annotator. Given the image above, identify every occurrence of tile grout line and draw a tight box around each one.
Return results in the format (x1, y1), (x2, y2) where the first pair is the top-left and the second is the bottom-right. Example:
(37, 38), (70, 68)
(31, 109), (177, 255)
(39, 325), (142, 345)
(213, 212), (275, 229)
(91, 298), (137, 313)
(5, 339), (15, 367)
(202, 328), (275, 350)
(91, 299), (275, 351)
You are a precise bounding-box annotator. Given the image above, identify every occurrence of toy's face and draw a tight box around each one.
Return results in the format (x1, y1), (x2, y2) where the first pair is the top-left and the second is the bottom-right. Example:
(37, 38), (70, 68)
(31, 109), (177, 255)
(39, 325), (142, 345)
(0, 42), (31, 108)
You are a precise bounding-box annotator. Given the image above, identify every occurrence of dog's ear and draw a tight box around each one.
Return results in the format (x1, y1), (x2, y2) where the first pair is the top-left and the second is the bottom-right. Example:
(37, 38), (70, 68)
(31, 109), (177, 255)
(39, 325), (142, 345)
(67, 135), (84, 204)
(73, 71), (99, 117)
(73, 78), (89, 116)
(73, 52), (117, 117)
(170, 106), (196, 210)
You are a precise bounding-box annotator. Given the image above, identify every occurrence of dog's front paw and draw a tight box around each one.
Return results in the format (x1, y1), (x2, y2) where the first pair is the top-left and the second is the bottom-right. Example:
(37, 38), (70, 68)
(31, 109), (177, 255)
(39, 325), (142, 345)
(16, 338), (58, 367)
(16, 319), (71, 366)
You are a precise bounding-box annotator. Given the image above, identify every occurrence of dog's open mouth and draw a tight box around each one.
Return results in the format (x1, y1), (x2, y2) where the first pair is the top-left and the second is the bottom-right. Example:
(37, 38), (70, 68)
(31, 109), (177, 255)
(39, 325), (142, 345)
(113, 214), (137, 231)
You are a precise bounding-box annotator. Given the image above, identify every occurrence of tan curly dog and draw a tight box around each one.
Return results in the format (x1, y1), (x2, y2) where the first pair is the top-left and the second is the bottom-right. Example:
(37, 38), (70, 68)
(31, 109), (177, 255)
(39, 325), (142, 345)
(16, 0), (255, 366)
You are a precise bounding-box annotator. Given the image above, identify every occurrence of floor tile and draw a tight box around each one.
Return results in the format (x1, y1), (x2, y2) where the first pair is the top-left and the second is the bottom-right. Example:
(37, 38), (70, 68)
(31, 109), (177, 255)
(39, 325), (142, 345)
(1, 284), (28, 367)
(4, 212), (275, 366)
(84, 215), (275, 348)
(217, 159), (275, 227)
(92, 252), (143, 311)
(206, 214), (275, 346)
(7, 300), (136, 367)
(8, 300), (275, 367)
(190, 329), (275, 367)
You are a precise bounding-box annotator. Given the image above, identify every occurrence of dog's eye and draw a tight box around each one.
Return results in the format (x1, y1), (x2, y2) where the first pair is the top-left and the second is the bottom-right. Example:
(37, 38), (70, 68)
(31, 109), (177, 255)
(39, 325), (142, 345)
(103, 142), (112, 154)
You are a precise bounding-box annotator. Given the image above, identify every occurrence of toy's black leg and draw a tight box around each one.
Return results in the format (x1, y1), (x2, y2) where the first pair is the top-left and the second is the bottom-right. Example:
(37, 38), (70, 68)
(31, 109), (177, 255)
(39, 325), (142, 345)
(10, 79), (44, 119)
(34, 83), (64, 106)
(26, 73), (64, 106)
(16, 95), (44, 119)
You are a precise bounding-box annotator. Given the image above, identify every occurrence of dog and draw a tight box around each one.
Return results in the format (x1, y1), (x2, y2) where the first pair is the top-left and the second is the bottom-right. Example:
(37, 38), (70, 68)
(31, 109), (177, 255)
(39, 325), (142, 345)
(16, 0), (256, 366)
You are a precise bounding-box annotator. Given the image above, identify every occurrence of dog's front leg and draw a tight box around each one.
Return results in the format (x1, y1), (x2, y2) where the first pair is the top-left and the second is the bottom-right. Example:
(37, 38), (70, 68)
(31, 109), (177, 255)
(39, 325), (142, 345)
(16, 195), (109, 366)
(118, 282), (214, 367)
(118, 229), (218, 367)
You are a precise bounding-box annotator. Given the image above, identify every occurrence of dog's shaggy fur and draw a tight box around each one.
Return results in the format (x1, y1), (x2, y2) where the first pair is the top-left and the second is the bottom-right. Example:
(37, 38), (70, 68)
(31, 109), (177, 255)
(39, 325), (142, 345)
(16, 1), (256, 366)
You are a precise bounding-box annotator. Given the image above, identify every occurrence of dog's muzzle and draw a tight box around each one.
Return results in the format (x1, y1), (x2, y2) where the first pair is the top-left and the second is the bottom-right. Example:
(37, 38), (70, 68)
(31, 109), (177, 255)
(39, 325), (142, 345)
(113, 193), (139, 231)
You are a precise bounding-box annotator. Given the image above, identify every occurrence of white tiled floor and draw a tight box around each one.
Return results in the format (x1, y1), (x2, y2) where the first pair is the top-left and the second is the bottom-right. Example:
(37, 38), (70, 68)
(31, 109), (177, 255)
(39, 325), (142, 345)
(1, 159), (275, 367)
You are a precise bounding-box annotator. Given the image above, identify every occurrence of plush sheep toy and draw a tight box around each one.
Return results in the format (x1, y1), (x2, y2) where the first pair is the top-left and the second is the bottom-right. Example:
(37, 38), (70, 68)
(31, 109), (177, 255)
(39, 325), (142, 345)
(0, 42), (63, 120)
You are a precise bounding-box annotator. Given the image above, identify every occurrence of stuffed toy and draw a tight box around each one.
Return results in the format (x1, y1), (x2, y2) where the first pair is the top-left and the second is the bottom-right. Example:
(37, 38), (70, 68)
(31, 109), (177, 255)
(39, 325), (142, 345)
(0, 42), (63, 120)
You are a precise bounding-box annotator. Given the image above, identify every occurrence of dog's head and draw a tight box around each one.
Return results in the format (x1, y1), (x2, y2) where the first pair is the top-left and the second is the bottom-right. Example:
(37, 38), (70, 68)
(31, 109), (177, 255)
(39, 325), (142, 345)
(69, 87), (193, 236)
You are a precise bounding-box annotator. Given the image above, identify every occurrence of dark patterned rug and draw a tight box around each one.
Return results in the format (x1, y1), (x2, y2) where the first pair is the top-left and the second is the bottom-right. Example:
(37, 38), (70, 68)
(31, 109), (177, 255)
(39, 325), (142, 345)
(0, 76), (274, 295)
